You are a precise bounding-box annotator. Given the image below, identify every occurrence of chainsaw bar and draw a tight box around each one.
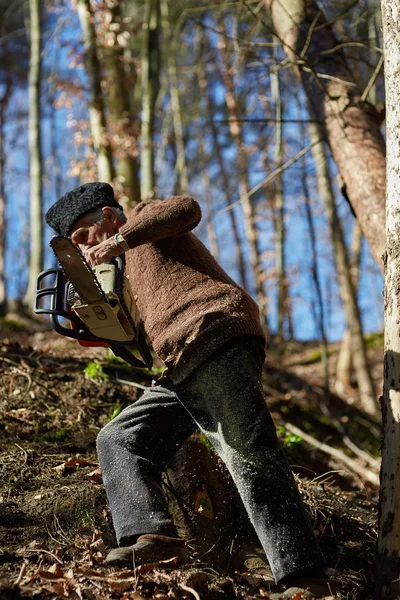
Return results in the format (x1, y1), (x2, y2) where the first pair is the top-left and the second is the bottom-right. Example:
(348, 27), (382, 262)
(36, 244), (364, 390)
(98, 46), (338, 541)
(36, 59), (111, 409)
(50, 236), (105, 303)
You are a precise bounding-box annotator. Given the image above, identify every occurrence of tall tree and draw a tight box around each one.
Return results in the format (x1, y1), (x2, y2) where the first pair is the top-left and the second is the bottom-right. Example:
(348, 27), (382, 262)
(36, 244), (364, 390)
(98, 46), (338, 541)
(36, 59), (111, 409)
(376, 0), (400, 595)
(160, 0), (188, 194)
(77, 0), (115, 182)
(264, 0), (386, 272)
(24, 0), (43, 310)
(140, 0), (160, 199)
(217, 20), (270, 335)
(0, 79), (11, 315)
(198, 56), (249, 292)
(308, 119), (378, 417)
(102, 1), (141, 204)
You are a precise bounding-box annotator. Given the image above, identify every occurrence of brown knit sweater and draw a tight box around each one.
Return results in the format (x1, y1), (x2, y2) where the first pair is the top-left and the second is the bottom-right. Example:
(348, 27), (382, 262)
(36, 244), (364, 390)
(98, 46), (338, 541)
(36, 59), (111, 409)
(119, 195), (265, 383)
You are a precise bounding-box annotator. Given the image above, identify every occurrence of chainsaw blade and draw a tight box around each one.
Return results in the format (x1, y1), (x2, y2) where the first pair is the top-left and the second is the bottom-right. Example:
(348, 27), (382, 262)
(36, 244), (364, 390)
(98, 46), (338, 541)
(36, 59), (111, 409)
(50, 236), (105, 303)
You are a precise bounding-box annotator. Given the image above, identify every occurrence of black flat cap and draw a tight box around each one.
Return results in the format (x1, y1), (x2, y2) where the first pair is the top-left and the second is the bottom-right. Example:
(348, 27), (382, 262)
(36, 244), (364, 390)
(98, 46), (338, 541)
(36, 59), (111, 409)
(45, 182), (124, 236)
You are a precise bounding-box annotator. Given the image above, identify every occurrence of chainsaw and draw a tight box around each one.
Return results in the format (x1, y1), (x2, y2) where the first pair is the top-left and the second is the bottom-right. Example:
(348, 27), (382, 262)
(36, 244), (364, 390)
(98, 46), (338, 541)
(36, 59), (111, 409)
(34, 236), (153, 369)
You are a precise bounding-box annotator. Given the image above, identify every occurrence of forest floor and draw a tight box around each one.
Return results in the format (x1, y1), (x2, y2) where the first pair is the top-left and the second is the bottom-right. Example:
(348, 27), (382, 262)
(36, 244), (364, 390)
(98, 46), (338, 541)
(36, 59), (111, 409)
(0, 317), (384, 600)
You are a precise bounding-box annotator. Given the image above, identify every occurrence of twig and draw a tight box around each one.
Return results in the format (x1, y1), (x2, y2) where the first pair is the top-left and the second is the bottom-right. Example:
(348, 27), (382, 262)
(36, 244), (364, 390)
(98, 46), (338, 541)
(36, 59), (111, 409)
(14, 443), (28, 465)
(114, 377), (148, 390)
(18, 548), (63, 564)
(14, 561), (27, 585)
(361, 54), (384, 103)
(179, 583), (201, 600)
(217, 142), (316, 215)
(285, 423), (380, 486)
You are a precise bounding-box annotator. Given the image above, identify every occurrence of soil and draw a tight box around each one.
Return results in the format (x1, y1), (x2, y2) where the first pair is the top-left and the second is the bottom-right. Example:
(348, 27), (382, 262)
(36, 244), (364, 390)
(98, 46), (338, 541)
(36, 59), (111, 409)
(0, 321), (383, 599)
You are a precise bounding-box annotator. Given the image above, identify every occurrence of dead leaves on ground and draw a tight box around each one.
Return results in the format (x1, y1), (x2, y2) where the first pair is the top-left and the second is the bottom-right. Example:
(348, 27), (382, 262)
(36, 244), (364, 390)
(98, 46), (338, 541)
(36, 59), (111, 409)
(14, 531), (183, 599)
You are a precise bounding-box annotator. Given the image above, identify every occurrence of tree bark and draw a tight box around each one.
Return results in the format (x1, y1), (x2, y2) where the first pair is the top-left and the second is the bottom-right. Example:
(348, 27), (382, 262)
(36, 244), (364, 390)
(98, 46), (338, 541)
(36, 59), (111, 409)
(160, 0), (188, 194)
(271, 56), (286, 343)
(265, 0), (386, 272)
(77, 0), (115, 183)
(301, 146), (329, 390)
(336, 221), (363, 395)
(102, 2), (141, 204)
(375, 2), (400, 596)
(308, 119), (378, 417)
(199, 59), (249, 292)
(217, 22), (270, 336)
(140, 0), (160, 199)
(24, 0), (43, 310)
(0, 79), (11, 316)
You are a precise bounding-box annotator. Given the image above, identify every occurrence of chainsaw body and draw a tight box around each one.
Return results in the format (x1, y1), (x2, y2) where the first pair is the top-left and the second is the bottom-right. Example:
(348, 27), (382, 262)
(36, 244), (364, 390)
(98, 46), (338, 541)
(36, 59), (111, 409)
(34, 237), (152, 369)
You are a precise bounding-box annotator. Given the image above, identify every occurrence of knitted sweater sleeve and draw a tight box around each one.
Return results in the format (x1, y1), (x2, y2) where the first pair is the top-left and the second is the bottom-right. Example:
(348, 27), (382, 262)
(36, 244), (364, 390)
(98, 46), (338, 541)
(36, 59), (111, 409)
(118, 196), (202, 248)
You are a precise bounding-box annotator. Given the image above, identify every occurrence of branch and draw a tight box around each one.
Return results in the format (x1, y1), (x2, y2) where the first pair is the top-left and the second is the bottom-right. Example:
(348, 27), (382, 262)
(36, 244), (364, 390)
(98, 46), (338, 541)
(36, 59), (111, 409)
(285, 423), (380, 486)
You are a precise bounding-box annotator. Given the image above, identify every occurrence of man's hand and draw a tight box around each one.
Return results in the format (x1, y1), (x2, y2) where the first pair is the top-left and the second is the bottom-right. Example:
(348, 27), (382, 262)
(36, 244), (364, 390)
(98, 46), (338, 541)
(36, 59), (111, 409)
(84, 237), (125, 266)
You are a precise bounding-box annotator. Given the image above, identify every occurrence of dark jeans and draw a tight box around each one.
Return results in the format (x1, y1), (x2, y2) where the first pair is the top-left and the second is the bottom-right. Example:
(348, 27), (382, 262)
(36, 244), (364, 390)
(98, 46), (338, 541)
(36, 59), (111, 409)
(97, 337), (325, 582)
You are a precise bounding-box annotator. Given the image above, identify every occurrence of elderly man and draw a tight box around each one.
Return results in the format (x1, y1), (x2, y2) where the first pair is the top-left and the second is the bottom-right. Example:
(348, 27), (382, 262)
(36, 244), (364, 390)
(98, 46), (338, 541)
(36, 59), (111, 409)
(45, 182), (326, 588)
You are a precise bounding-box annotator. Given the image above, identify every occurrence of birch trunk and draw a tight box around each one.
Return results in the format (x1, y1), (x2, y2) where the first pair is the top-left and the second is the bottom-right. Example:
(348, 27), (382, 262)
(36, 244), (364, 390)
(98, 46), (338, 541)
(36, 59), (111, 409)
(265, 0), (386, 272)
(102, 3), (141, 204)
(24, 0), (43, 310)
(140, 0), (160, 199)
(217, 25), (270, 335)
(375, 2), (400, 595)
(308, 120), (378, 417)
(77, 0), (114, 183)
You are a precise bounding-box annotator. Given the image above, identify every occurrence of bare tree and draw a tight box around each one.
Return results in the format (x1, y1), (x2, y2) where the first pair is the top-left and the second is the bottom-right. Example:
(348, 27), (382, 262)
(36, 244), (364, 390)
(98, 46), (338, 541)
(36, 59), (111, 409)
(308, 119), (378, 417)
(217, 19), (270, 335)
(24, 0), (43, 310)
(102, 2), (141, 204)
(0, 79), (11, 315)
(376, 0), (400, 595)
(140, 0), (160, 199)
(77, 0), (115, 182)
(264, 0), (386, 272)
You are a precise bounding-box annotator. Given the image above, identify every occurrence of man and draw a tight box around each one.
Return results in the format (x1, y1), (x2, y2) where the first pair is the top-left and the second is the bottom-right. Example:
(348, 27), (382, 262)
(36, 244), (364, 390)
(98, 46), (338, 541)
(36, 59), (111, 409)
(45, 182), (327, 588)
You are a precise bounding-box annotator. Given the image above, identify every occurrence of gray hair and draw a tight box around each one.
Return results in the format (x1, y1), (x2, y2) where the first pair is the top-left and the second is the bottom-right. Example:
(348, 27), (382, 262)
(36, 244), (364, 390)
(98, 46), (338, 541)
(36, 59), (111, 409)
(83, 206), (127, 225)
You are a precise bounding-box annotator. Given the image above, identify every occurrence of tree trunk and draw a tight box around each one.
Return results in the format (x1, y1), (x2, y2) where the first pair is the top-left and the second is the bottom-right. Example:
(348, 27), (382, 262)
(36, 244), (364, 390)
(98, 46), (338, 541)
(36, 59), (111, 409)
(24, 0), (43, 310)
(160, 0), (188, 194)
(102, 2), (141, 205)
(265, 0), (386, 272)
(375, 1), (400, 595)
(77, 0), (115, 182)
(0, 79), (11, 316)
(199, 59), (249, 292)
(217, 22), (270, 336)
(301, 147), (329, 390)
(336, 221), (363, 395)
(140, 0), (160, 199)
(271, 57), (286, 344)
(308, 119), (378, 417)
(198, 139), (219, 260)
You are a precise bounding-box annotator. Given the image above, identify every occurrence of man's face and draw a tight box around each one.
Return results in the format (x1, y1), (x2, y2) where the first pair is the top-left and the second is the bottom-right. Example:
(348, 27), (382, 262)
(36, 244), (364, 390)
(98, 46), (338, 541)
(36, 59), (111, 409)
(70, 208), (118, 252)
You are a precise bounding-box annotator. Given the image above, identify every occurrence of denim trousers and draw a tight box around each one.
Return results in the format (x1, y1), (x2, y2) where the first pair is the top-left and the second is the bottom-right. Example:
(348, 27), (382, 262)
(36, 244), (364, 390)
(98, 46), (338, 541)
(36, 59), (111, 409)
(97, 337), (325, 582)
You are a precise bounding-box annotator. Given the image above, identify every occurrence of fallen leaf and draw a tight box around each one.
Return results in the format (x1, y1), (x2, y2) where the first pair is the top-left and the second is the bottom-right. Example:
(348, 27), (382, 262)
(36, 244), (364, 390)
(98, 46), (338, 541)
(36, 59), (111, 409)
(54, 456), (97, 475)
(87, 467), (102, 482)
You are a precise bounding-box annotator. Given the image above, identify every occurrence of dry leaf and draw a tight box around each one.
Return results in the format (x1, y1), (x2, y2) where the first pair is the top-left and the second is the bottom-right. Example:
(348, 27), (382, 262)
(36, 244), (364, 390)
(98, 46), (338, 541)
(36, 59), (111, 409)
(87, 467), (102, 482)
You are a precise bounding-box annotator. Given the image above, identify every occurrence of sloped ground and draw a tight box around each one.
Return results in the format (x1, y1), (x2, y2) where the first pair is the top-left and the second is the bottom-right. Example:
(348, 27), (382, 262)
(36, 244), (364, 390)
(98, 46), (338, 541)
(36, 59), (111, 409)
(0, 322), (382, 599)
